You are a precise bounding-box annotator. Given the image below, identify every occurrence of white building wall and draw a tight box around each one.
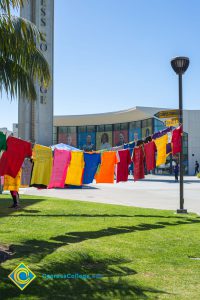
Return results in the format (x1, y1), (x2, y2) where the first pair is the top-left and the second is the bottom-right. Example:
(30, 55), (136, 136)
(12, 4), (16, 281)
(183, 110), (200, 175)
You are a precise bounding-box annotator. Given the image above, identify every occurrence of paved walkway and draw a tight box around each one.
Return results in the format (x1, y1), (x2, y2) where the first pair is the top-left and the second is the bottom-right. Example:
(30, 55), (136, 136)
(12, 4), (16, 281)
(19, 175), (200, 214)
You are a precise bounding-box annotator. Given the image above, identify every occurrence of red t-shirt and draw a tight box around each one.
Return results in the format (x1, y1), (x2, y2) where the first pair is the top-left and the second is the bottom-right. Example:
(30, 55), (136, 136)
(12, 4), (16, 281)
(116, 149), (131, 183)
(144, 141), (156, 171)
(172, 126), (182, 155)
(132, 146), (145, 181)
(0, 136), (32, 178)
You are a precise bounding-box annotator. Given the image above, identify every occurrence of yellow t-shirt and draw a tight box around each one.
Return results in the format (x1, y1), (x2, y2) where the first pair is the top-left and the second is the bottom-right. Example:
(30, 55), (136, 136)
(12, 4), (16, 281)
(65, 152), (84, 186)
(154, 134), (168, 167)
(31, 144), (52, 186)
(4, 170), (22, 192)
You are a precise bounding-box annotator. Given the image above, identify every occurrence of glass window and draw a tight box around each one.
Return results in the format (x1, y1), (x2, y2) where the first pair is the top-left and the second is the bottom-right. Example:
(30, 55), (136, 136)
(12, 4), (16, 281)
(87, 125), (95, 133)
(113, 124), (120, 131)
(97, 125), (104, 132)
(105, 124), (112, 131)
(78, 126), (86, 133)
(154, 118), (166, 133)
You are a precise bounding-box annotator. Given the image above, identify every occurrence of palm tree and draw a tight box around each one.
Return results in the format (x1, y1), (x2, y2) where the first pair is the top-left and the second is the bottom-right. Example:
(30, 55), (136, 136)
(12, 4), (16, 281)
(0, 0), (51, 101)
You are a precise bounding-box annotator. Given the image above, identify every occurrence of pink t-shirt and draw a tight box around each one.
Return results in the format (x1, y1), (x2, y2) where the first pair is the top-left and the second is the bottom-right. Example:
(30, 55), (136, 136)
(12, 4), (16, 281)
(48, 149), (71, 188)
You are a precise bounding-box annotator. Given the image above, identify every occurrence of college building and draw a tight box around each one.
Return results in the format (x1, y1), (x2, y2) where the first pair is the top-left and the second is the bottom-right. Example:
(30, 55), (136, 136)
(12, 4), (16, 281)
(53, 106), (200, 176)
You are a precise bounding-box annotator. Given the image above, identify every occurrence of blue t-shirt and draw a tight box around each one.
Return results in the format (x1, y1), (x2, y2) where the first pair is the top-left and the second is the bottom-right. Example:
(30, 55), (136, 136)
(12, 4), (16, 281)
(83, 153), (101, 184)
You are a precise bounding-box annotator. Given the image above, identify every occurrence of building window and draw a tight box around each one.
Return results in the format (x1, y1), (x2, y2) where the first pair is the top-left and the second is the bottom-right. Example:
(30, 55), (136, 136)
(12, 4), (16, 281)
(154, 118), (166, 133)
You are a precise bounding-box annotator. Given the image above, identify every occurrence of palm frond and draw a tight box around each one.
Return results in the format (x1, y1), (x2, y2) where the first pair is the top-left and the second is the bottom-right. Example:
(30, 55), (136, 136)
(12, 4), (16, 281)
(0, 57), (37, 101)
(0, 0), (25, 16)
(0, 4), (51, 101)
(0, 14), (45, 48)
(0, 15), (51, 93)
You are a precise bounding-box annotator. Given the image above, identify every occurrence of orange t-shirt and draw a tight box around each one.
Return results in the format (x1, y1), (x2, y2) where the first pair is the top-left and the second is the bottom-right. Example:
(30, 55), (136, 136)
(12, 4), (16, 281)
(95, 151), (119, 183)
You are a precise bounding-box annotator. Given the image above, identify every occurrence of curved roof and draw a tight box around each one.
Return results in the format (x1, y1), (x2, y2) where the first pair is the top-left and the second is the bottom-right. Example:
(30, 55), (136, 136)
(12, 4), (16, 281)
(54, 106), (168, 126)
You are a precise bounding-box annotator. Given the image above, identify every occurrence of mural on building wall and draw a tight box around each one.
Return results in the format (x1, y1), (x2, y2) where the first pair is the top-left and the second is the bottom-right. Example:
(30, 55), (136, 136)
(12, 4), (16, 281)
(78, 132), (96, 151)
(129, 128), (142, 142)
(113, 130), (128, 146)
(58, 127), (77, 147)
(96, 131), (112, 150)
(142, 126), (153, 138)
(141, 119), (153, 139)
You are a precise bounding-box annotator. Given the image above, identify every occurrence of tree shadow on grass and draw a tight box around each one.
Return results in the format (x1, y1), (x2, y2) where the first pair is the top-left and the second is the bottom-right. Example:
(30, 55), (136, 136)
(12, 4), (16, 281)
(0, 254), (170, 300)
(0, 213), (144, 218)
(1, 217), (197, 298)
(6, 217), (200, 265)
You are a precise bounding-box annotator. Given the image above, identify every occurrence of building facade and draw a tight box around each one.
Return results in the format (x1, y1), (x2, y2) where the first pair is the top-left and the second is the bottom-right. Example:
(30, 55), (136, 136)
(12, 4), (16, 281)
(18, 0), (54, 146)
(53, 106), (200, 176)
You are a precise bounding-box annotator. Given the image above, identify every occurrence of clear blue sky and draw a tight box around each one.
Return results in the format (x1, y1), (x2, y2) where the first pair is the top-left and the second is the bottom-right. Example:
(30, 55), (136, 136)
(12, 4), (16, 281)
(1, 0), (200, 130)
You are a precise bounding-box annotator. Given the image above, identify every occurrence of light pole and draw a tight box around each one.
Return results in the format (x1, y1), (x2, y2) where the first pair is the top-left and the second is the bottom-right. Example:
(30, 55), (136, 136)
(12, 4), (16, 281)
(171, 57), (189, 214)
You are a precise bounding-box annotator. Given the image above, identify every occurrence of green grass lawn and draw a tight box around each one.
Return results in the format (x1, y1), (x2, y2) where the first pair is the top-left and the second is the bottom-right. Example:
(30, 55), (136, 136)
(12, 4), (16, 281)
(0, 194), (200, 300)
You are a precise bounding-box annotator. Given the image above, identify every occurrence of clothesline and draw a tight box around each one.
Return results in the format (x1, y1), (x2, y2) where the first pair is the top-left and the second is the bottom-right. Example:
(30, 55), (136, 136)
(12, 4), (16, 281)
(0, 125), (182, 192)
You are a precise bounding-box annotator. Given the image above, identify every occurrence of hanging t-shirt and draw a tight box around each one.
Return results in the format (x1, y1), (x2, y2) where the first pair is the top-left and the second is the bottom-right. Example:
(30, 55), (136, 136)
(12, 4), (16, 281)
(154, 134), (168, 166)
(4, 170), (22, 192)
(95, 151), (119, 183)
(116, 149), (131, 183)
(172, 126), (183, 155)
(144, 141), (156, 171)
(31, 144), (52, 187)
(65, 152), (85, 186)
(21, 159), (33, 187)
(0, 136), (32, 178)
(132, 146), (145, 181)
(83, 153), (101, 184)
(0, 132), (7, 151)
(48, 149), (71, 188)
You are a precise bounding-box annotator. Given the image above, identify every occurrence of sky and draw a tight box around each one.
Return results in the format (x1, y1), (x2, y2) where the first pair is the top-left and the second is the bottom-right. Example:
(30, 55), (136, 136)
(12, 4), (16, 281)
(1, 0), (200, 130)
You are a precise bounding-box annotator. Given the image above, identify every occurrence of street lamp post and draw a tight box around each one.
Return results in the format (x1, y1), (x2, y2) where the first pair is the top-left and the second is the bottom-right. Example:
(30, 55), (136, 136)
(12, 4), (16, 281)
(171, 57), (189, 214)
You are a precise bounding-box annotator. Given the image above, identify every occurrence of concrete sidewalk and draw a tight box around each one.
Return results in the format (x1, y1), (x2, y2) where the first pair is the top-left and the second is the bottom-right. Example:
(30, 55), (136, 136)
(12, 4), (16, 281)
(20, 175), (200, 214)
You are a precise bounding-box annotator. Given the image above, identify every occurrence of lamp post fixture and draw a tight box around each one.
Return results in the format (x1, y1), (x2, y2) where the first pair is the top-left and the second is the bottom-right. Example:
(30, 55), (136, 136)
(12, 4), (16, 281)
(171, 56), (189, 214)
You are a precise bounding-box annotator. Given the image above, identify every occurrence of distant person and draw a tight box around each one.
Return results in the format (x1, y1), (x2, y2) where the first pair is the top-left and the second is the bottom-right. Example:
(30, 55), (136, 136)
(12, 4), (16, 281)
(100, 133), (111, 150)
(83, 135), (95, 152)
(195, 160), (199, 175)
(116, 133), (125, 146)
(174, 163), (179, 182)
(9, 191), (20, 209)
